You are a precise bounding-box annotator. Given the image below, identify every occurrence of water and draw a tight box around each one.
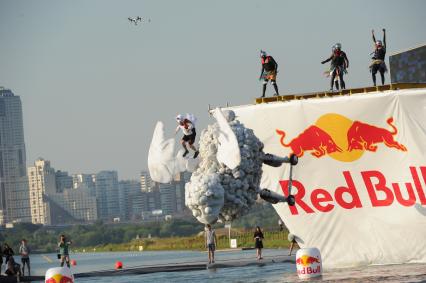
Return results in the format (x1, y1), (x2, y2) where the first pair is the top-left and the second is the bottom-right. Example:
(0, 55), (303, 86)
(16, 249), (426, 282)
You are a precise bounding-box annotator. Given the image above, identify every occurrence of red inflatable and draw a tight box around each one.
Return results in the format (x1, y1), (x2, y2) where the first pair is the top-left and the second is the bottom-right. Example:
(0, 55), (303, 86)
(115, 261), (123, 270)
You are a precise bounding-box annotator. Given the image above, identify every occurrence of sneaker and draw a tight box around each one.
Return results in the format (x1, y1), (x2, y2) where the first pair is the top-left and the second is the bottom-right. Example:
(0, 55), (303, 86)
(193, 151), (199, 159)
(183, 150), (189, 157)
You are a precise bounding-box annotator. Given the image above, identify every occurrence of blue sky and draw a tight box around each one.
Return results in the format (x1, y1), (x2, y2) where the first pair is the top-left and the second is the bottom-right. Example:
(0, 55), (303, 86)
(1, 0), (425, 179)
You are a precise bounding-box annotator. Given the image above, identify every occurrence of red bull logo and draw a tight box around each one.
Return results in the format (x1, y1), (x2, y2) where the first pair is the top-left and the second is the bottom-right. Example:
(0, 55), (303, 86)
(296, 255), (321, 266)
(296, 249), (322, 278)
(45, 275), (74, 283)
(276, 114), (407, 162)
(45, 267), (74, 283)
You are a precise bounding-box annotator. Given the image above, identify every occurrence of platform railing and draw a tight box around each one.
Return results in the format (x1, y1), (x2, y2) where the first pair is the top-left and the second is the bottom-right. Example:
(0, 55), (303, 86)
(255, 83), (426, 104)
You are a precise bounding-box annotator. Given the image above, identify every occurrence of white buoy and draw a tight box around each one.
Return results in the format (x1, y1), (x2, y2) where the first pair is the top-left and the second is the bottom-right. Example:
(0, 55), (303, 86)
(295, 247), (322, 279)
(45, 267), (74, 283)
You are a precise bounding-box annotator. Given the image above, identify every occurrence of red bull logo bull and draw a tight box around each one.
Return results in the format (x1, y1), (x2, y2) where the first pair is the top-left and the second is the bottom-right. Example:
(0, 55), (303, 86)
(276, 113), (407, 162)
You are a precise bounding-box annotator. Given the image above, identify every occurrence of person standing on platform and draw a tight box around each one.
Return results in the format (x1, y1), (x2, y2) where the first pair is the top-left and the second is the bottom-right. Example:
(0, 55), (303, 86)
(19, 239), (31, 276)
(3, 244), (14, 264)
(278, 219), (284, 231)
(58, 235), (72, 268)
(259, 50), (280, 98)
(0, 243), (3, 275)
(254, 226), (264, 260)
(205, 224), (217, 264)
(321, 43), (349, 91)
(288, 233), (298, 256)
(370, 29), (387, 86)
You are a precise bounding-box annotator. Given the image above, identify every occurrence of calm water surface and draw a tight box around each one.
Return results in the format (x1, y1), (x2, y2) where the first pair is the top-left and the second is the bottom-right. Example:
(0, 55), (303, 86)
(14, 249), (426, 282)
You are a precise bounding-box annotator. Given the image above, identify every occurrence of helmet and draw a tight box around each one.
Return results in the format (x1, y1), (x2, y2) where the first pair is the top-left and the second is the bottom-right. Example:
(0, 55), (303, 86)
(260, 50), (267, 57)
(176, 114), (184, 122)
(376, 40), (383, 47)
(334, 43), (342, 50)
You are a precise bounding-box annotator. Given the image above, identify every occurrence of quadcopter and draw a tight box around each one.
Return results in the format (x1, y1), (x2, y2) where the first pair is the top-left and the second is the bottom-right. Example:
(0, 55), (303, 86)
(128, 16), (142, 25)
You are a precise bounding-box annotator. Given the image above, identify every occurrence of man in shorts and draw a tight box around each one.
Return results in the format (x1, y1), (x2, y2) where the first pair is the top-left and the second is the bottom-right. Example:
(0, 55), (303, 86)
(205, 224), (217, 264)
(259, 50), (280, 97)
(176, 114), (199, 158)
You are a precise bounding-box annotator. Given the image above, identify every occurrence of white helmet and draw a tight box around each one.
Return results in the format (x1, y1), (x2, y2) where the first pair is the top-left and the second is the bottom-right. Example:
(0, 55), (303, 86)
(176, 114), (184, 122)
(334, 43), (342, 50)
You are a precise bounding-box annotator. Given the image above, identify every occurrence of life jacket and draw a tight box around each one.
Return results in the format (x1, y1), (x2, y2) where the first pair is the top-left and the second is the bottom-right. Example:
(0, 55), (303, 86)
(262, 56), (276, 71)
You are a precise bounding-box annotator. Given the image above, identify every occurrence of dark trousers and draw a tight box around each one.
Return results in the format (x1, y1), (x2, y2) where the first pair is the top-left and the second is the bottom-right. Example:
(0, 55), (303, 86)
(21, 258), (30, 276)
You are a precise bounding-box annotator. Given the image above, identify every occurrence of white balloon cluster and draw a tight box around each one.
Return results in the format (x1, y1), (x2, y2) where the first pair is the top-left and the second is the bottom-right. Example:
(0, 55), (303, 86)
(185, 111), (265, 224)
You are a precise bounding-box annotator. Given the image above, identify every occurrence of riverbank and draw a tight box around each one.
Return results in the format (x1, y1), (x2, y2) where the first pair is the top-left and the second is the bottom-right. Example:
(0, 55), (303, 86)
(73, 230), (292, 253)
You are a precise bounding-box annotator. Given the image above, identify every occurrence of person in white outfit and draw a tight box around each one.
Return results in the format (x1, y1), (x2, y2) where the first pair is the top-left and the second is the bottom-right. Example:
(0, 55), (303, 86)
(175, 114), (199, 158)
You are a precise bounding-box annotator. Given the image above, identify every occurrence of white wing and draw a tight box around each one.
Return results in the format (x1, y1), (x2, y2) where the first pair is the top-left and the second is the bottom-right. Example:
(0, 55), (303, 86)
(148, 121), (178, 183)
(213, 108), (241, 170)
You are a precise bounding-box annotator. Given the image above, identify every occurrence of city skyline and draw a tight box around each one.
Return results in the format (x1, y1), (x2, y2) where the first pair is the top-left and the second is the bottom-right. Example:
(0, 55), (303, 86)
(1, 1), (426, 179)
(26, 156), (190, 225)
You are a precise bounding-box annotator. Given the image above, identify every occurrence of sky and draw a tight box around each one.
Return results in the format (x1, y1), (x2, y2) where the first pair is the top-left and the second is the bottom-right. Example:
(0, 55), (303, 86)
(0, 0), (425, 180)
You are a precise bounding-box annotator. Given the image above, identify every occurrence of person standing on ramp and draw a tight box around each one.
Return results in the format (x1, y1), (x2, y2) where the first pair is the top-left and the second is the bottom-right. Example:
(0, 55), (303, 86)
(370, 28), (387, 86)
(259, 50), (280, 97)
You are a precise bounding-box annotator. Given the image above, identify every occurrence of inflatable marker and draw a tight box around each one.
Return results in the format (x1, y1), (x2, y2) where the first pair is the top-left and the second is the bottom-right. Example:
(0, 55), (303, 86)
(45, 267), (74, 283)
(296, 248), (322, 279)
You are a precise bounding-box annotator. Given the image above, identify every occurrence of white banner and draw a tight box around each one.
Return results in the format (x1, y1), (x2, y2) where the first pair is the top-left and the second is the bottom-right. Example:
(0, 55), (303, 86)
(230, 88), (426, 268)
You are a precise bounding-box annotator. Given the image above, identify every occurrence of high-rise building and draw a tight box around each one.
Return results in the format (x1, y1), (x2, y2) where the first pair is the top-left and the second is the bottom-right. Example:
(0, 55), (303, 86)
(55, 170), (73, 193)
(119, 180), (145, 220)
(95, 171), (120, 221)
(0, 88), (30, 224)
(159, 183), (177, 215)
(48, 188), (97, 222)
(28, 159), (60, 225)
(174, 173), (188, 213)
(147, 185), (161, 212)
(73, 174), (96, 196)
(140, 171), (153, 192)
(28, 159), (96, 225)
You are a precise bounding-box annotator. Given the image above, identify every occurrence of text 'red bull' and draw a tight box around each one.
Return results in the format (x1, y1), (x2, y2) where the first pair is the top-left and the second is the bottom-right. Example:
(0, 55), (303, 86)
(296, 256), (321, 276)
(279, 166), (426, 215)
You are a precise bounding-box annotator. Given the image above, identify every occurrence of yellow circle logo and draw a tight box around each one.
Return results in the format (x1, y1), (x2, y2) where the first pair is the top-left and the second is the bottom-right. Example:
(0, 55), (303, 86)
(315, 113), (364, 162)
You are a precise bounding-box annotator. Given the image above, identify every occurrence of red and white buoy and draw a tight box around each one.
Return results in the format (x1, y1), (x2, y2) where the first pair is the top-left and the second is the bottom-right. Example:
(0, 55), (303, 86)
(45, 267), (74, 283)
(295, 247), (322, 279)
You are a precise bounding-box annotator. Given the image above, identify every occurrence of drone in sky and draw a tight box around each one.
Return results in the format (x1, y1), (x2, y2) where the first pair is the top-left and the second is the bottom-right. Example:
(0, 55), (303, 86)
(128, 16), (150, 26)
(128, 16), (142, 25)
